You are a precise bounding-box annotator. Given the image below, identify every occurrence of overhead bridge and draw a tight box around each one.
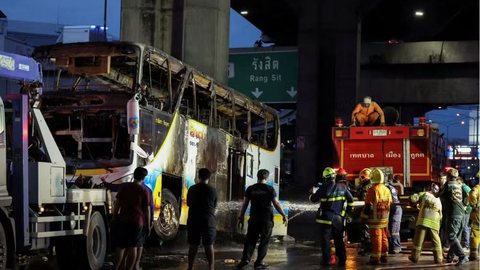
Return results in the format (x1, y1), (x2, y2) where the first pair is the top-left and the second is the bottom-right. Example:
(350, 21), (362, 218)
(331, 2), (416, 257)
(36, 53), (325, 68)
(360, 41), (478, 105)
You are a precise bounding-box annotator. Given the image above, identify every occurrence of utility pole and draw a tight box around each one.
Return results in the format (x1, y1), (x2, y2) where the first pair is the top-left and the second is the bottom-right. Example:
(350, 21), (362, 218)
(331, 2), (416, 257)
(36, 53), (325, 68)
(103, 0), (108, 40)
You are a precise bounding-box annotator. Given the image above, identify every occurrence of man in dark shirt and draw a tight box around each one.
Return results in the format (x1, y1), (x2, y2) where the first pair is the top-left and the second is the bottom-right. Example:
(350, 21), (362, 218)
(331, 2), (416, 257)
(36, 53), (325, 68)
(187, 168), (218, 270)
(112, 167), (151, 270)
(237, 169), (287, 269)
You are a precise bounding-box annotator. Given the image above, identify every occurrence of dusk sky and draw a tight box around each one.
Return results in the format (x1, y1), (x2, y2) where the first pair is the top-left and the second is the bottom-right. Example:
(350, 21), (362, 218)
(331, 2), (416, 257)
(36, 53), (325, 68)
(0, 1), (477, 144)
(0, 0), (260, 47)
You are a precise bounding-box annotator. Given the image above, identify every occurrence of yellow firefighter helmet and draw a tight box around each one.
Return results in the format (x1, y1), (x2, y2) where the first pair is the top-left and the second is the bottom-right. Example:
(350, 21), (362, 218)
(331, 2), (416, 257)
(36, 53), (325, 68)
(359, 168), (372, 182)
(322, 167), (336, 181)
(370, 168), (385, 184)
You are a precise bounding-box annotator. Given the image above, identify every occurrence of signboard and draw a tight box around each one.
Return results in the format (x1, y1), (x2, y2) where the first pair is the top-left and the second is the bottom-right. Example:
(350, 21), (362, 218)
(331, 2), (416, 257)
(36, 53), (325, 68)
(228, 49), (298, 103)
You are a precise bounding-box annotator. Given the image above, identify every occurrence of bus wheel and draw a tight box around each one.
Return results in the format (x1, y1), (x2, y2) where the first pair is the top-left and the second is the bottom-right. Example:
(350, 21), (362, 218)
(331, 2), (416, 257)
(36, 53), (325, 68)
(0, 222), (7, 269)
(154, 189), (179, 241)
(84, 211), (107, 270)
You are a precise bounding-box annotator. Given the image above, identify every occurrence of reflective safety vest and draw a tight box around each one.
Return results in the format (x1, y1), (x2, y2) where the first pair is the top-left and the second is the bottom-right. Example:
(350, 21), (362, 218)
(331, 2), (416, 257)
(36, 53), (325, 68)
(365, 184), (392, 229)
(416, 192), (442, 231)
(468, 184), (480, 226)
(310, 181), (354, 225)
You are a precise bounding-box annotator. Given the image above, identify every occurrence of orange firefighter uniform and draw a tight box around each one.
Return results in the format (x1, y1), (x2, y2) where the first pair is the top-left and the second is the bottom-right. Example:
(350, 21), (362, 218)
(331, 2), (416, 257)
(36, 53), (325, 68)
(364, 168), (392, 264)
(351, 97), (385, 126)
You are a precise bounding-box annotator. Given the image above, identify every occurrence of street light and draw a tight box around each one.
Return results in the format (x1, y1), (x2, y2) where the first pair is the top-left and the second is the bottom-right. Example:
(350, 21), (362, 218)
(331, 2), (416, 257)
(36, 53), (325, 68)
(456, 113), (479, 146)
(456, 112), (479, 178)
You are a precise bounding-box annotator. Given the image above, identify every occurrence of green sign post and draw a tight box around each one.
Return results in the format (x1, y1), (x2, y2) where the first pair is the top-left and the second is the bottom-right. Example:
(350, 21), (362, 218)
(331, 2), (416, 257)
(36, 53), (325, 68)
(228, 49), (298, 103)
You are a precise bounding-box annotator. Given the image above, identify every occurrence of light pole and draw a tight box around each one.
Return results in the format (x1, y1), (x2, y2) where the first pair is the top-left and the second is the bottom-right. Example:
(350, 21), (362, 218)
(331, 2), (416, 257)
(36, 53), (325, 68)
(456, 113), (479, 147)
(103, 0), (108, 40)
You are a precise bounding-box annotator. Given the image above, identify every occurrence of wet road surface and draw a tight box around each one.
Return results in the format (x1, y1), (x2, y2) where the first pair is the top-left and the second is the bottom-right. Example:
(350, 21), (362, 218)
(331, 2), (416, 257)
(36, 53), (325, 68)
(139, 240), (480, 270)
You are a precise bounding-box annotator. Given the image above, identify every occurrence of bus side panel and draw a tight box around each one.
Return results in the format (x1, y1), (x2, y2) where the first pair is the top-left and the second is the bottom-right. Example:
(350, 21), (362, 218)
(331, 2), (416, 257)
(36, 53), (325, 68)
(146, 113), (185, 223)
(179, 120), (231, 225)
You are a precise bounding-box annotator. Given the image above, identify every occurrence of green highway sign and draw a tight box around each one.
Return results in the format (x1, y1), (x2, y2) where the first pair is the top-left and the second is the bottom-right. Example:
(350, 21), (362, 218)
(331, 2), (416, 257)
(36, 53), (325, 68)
(228, 49), (298, 103)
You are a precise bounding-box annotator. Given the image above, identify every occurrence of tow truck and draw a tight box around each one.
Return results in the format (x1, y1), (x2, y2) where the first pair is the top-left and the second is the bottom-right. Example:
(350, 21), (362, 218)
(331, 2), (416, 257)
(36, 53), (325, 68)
(0, 51), (108, 269)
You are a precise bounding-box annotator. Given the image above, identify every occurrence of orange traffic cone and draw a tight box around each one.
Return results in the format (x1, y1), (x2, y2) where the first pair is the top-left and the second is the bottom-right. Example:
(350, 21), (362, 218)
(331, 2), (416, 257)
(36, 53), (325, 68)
(330, 240), (336, 265)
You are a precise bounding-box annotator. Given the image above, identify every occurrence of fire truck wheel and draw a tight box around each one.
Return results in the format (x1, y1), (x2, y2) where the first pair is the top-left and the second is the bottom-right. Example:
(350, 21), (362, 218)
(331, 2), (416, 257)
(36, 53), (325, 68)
(154, 189), (179, 241)
(0, 222), (7, 270)
(84, 211), (107, 270)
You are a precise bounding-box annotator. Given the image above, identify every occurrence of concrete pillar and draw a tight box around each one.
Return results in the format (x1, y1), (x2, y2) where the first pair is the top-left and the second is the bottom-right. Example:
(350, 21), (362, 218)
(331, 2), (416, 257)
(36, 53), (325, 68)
(296, 0), (361, 187)
(121, 0), (173, 52)
(179, 0), (230, 84)
(121, 0), (229, 84)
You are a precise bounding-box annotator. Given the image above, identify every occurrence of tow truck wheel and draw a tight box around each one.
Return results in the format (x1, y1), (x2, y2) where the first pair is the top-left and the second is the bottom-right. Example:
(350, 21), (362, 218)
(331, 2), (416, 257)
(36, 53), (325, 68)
(154, 189), (179, 241)
(0, 222), (7, 269)
(84, 211), (107, 270)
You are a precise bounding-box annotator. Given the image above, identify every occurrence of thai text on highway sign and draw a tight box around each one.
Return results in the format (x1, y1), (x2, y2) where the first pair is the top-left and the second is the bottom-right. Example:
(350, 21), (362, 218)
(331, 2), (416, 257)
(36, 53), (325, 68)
(228, 49), (298, 103)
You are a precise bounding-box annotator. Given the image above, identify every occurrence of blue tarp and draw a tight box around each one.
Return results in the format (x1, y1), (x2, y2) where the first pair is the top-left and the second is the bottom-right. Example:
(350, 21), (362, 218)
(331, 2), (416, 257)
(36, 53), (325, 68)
(0, 51), (42, 83)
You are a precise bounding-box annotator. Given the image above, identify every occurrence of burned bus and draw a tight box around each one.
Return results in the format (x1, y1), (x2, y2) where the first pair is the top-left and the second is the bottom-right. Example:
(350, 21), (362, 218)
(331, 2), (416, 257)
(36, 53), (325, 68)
(33, 42), (281, 240)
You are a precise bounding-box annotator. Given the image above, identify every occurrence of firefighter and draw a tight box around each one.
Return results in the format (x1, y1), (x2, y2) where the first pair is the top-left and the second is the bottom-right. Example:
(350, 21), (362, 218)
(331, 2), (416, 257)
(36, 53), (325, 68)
(309, 167), (354, 266)
(439, 168), (469, 266)
(408, 183), (443, 264)
(363, 168), (392, 264)
(386, 176), (402, 254)
(438, 172), (449, 251)
(351, 96), (385, 126)
(468, 179), (480, 261)
(356, 168), (372, 256)
(336, 168), (352, 191)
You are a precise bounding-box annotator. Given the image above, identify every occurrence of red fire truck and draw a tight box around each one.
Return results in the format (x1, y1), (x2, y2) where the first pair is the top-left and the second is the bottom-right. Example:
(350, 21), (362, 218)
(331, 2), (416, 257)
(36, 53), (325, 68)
(332, 123), (446, 189)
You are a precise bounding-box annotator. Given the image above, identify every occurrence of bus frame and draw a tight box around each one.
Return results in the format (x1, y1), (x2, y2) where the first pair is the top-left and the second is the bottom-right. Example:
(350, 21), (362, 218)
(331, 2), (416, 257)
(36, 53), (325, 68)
(33, 41), (282, 240)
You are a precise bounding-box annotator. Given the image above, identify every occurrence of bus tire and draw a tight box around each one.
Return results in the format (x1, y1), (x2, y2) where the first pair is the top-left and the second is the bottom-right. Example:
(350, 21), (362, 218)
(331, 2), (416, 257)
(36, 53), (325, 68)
(154, 189), (179, 241)
(83, 211), (107, 270)
(0, 221), (8, 270)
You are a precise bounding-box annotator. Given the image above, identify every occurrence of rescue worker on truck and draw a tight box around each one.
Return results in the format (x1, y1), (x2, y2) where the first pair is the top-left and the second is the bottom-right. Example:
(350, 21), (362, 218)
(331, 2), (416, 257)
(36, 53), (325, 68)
(356, 168), (373, 256)
(467, 176), (480, 261)
(362, 168), (392, 265)
(386, 176), (403, 254)
(309, 167), (354, 266)
(351, 96), (385, 126)
(438, 168), (469, 266)
(408, 183), (443, 264)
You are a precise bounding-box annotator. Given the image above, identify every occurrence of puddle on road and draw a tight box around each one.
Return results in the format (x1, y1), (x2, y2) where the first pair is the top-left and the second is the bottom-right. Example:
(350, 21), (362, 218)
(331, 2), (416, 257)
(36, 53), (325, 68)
(142, 254), (187, 268)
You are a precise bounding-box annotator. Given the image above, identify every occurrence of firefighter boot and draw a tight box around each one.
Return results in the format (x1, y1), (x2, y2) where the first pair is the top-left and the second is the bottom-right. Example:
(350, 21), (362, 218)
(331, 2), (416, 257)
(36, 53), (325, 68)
(470, 227), (479, 261)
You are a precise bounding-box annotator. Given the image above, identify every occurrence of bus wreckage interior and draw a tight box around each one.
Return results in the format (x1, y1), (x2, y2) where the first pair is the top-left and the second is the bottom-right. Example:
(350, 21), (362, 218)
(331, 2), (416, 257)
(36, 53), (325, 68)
(34, 42), (279, 176)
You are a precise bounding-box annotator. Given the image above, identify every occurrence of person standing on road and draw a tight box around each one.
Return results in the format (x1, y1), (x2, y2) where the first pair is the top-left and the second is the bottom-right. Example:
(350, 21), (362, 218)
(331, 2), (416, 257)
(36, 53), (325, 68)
(237, 169), (287, 270)
(439, 168), (469, 266)
(408, 183), (443, 264)
(363, 168), (392, 265)
(112, 167), (151, 270)
(356, 168), (373, 256)
(186, 168), (218, 270)
(386, 176), (402, 254)
(458, 177), (472, 253)
(438, 172), (449, 251)
(467, 180), (480, 261)
(310, 167), (354, 266)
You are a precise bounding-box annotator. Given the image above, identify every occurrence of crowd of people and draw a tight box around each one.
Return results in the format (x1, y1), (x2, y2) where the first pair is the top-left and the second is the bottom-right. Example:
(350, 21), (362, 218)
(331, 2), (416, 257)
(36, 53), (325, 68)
(107, 165), (479, 269)
(309, 165), (479, 267)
